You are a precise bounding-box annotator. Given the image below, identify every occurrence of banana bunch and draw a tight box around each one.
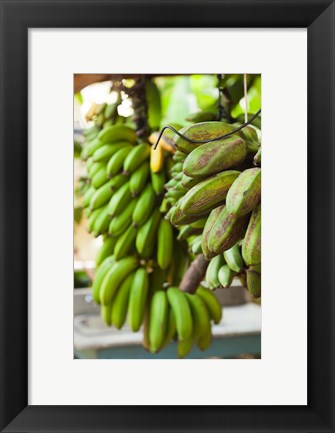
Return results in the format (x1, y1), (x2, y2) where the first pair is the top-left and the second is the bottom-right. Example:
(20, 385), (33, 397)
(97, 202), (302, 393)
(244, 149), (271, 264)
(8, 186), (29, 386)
(144, 285), (222, 358)
(163, 120), (262, 298)
(81, 116), (197, 342)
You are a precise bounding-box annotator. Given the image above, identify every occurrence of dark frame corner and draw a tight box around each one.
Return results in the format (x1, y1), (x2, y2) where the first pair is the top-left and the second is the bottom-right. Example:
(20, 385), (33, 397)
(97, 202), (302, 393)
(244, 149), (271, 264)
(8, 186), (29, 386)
(1, 1), (334, 432)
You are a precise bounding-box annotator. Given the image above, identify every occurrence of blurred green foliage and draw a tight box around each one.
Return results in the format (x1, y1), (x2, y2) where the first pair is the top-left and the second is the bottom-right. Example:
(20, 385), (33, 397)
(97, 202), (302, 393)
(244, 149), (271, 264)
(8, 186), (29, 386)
(155, 74), (261, 128)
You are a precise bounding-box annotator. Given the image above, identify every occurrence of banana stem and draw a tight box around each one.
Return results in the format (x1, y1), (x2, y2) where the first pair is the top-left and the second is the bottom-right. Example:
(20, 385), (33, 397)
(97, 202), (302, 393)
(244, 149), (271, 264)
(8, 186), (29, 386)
(179, 254), (209, 294)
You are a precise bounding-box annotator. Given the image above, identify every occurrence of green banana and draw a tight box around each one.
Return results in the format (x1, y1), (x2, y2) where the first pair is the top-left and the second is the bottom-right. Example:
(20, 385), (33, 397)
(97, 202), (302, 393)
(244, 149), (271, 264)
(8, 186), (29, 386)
(83, 138), (103, 159)
(123, 143), (151, 174)
(190, 218), (207, 229)
(82, 186), (96, 208)
(101, 304), (112, 326)
(91, 166), (108, 189)
(186, 111), (217, 122)
(128, 268), (149, 332)
(108, 198), (137, 237)
(254, 147), (261, 166)
(175, 121), (238, 154)
(95, 236), (117, 266)
(92, 205), (110, 235)
(87, 208), (101, 232)
(183, 135), (247, 178)
(113, 224), (138, 260)
(206, 254), (225, 289)
(157, 218), (174, 270)
(160, 308), (176, 349)
(129, 162), (150, 196)
(98, 124), (137, 145)
(88, 161), (105, 178)
(108, 182), (131, 216)
(99, 256), (138, 305)
(208, 206), (249, 255)
(106, 145), (133, 177)
(89, 180), (114, 210)
(149, 290), (169, 353)
(201, 205), (225, 260)
(169, 242), (190, 285)
(242, 203), (261, 265)
(177, 225), (202, 240)
(172, 150), (187, 162)
(149, 266), (167, 293)
(132, 184), (156, 226)
(191, 235), (203, 255)
(180, 170), (240, 216)
(178, 336), (193, 358)
(226, 168), (261, 217)
(142, 302), (151, 352)
(145, 79), (162, 131)
(246, 264), (261, 298)
(111, 273), (134, 329)
(197, 329), (212, 351)
(186, 293), (211, 338)
(86, 157), (94, 171)
(237, 113), (262, 130)
(238, 125), (260, 152)
(136, 208), (161, 258)
(166, 287), (193, 340)
(93, 143), (128, 163)
(169, 203), (208, 226)
(92, 255), (115, 304)
(218, 264), (235, 288)
(196, 286), (222, 324)
(109, 173), (128, 191)
(83, 126), (99, 138)
(151, 170), (166, 195)
(223, 242), (244, 272)
(165, 178), (178, 190)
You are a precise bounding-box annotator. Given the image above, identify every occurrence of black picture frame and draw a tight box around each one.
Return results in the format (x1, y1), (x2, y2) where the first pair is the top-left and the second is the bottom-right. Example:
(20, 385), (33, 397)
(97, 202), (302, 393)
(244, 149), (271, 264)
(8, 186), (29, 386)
(1, 0), (334, 431)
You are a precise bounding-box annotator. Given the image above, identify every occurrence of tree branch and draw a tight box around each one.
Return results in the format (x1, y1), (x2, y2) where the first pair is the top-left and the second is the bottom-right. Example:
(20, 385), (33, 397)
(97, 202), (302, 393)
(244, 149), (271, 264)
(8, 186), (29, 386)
(179, 254), (209, 294)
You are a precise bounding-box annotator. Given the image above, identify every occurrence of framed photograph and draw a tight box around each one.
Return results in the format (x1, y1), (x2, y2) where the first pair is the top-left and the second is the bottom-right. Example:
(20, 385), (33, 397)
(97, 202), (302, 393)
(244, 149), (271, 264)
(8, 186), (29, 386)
(1, 0), (334, 432)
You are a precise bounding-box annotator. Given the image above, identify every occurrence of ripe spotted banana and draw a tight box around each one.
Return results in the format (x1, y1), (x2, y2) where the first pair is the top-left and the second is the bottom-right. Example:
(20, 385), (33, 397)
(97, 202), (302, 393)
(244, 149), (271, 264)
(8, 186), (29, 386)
(183, 135), (247, 178)
(226, 167), (261, 217)
(174, 121), (238, 154)
(180, 170), (240, 216)
(207, 206), (249, 255)
(242, 203), (261, 265)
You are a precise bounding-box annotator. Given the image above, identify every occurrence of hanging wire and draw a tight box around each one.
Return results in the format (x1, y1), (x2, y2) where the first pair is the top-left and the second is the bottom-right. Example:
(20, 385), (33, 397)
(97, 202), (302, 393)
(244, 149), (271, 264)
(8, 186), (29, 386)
(154, 108), (261, 150)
